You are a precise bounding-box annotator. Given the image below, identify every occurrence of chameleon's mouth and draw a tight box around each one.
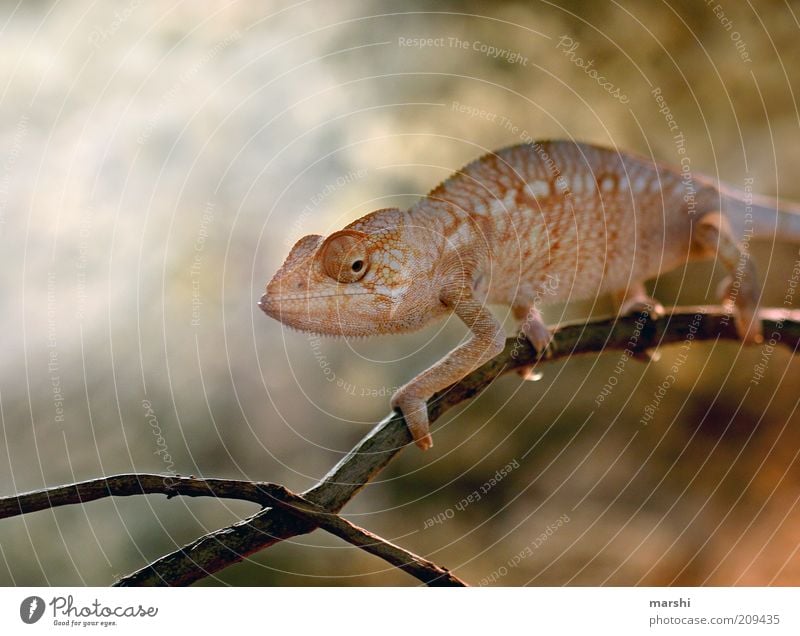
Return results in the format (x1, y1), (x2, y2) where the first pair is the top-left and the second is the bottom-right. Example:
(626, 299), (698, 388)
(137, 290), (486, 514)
(258, 289), (377, 314)
(257, 289), (376, 320)
(257, 292), (368, 336)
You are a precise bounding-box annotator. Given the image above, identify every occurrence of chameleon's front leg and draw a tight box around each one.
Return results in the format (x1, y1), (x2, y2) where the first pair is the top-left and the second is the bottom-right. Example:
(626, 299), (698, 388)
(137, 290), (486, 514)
(391, 288), (506, 450)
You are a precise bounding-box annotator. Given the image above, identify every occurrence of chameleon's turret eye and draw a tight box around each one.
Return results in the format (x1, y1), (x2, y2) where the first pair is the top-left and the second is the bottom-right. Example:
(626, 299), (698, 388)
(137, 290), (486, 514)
(320, 229), (370, 283)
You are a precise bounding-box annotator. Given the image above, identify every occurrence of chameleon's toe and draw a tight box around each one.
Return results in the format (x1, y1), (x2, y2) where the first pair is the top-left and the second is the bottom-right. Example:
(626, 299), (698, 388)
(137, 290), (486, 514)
(521, 320), (555, 359)
(516, 322), (554, 380)
(391, 392), (434, 450)
(726, 300), (763, 345)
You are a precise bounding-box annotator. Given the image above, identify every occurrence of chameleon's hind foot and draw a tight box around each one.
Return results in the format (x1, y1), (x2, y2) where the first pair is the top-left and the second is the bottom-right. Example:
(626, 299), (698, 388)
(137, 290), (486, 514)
(718, 276), (763, 345)
(514, 306), (554, 379)
(521, 315), (555, 357)
(694, 211), (763, 345)
(613, 282), (665, 322)
(619, 296), (664, 320)
(614, 289), (664, 362)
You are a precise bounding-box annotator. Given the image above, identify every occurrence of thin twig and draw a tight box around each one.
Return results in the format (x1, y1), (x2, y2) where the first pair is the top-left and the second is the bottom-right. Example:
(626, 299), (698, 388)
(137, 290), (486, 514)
(0, 474), (466, 586)
(1, 474), (264, 519)
(260, 484), (467, 586)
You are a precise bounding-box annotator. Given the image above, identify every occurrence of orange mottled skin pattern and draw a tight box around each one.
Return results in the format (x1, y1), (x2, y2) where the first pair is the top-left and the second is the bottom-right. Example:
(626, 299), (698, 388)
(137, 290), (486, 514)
(261, 140), (792, 450)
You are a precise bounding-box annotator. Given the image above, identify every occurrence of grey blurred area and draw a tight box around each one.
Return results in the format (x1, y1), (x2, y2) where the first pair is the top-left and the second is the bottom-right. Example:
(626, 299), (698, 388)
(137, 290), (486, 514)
(1, 0), (799, 585)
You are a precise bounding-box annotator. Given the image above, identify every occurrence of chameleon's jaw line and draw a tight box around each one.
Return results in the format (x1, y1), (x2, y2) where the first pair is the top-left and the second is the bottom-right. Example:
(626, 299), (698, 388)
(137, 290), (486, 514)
(269, 289), (374, 302)
(257, 289), (379, 323)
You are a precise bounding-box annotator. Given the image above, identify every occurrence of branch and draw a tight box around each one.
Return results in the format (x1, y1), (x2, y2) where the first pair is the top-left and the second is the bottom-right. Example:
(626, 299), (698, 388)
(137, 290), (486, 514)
(260, 484), (467, 586)
(112, 306), (800, 586)
(0, 474), (465, 586)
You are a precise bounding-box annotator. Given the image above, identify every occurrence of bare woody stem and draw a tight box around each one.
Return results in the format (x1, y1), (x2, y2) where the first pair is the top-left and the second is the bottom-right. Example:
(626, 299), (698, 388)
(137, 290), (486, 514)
(0, 474), (275, 518)
(258, 484), (466, 586)
(0, 475), (465, 587)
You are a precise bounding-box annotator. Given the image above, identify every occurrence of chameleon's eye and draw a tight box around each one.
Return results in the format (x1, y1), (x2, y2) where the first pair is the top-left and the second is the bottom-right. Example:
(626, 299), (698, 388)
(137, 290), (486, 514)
(320, 229), (370, 283)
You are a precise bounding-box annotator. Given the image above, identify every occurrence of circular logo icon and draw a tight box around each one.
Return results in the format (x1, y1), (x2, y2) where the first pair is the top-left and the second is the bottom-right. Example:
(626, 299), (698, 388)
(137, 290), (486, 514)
(20, 596), (45, 624)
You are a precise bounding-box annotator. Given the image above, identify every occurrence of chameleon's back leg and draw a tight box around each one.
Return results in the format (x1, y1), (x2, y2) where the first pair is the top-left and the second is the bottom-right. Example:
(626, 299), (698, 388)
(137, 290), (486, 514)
(512, 304), (553, 379)
(609, 283), (664, 362)
(610, 282), (665, 319)
(693, 211), (763, 344)
(512, 281), (665, 374)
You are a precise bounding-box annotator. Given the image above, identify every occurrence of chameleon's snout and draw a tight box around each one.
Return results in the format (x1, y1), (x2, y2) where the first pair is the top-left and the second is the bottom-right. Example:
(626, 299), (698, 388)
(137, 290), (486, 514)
(257, 292), (273, 317)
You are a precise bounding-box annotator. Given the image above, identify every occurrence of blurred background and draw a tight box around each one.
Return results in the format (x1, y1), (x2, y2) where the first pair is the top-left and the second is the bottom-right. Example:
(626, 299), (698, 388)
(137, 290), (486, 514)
(1, 0), (799, 586)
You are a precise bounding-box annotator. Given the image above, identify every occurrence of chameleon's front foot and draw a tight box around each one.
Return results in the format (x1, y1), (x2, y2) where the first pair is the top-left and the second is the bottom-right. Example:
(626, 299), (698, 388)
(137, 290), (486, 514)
(390, 390), (434, 450)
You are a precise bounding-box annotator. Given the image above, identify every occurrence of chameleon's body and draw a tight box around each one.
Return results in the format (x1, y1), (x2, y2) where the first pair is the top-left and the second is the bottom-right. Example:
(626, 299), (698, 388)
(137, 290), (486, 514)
(261, 140), (799, 449)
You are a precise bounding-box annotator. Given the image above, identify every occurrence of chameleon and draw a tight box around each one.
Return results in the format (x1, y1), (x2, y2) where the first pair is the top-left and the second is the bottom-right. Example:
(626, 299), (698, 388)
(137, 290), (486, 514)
(259, 140), (800, 450)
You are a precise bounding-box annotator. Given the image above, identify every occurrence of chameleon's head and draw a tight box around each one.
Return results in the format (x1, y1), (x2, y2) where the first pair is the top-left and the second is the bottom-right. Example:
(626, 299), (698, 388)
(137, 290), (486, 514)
(259, 209), (438, 337)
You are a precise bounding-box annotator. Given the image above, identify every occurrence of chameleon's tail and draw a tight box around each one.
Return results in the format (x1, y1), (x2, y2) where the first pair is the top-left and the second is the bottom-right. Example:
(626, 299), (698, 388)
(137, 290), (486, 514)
(720, 183), (800, 242)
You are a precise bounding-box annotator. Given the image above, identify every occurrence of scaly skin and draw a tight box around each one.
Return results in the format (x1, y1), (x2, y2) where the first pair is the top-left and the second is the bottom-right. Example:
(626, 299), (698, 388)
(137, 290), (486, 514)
(260, 140), (793, 450)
